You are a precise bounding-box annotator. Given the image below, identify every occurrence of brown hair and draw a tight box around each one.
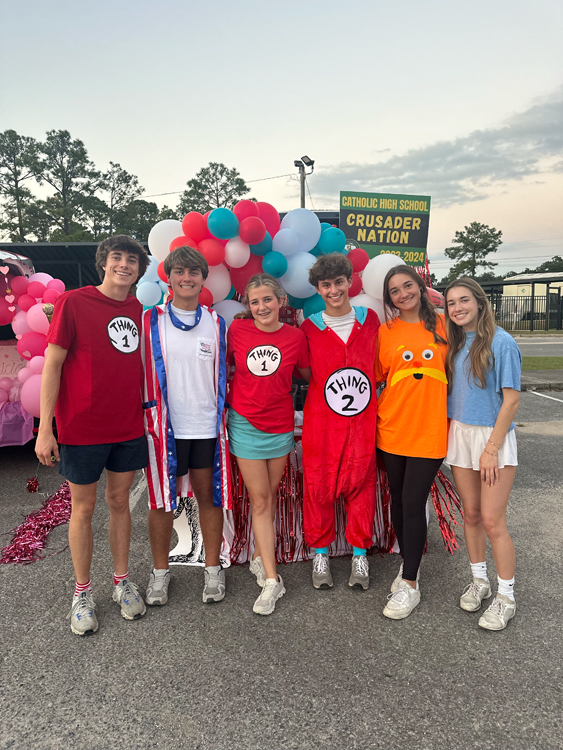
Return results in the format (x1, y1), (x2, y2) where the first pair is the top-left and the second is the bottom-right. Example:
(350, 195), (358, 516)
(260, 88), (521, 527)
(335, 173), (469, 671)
(383, 265), (446, 345)
(233, 274), (286, 320)
(444, 277), (496, 391)
(95, 235), (149, 282)
(308, 253), (353, 287)
(163, 246), (209, 280)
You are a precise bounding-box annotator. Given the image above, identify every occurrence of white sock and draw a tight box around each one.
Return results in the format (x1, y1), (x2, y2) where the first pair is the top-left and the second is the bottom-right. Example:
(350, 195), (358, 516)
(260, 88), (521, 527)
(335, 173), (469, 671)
(470, 561), (488, 582)
(205, 565), (221, 575)
(497, 575), (515, 601)
(153, 568), (169, 577)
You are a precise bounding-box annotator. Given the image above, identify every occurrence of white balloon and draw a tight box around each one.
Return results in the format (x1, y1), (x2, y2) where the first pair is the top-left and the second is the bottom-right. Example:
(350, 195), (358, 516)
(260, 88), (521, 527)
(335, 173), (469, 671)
(272, 228), (299, 257)
(136, 281), (162, 307)
(225, 237), (251, 268)
(350, 294), (387, 322)
(205, 264), (232, 304)
(147, 219), (183, 262)
(278, 252), (316, 299)
(141, 256), (160, 283)
(361, 254), (406, 300)
(280, 208), (321, 254)
(212, 299), (247, 328)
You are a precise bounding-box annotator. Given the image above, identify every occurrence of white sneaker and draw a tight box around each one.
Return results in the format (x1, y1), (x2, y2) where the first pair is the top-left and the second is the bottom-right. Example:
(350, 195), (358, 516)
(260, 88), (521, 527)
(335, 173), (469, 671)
(459, 578), (492, 612)
(249, 556), (266, 587)
(253, 576), (285, 615)
(390, 562), (420, 593)
(478, 593), (516, 631)
(383, 579), (421, 620)
(348, 555), (369, 590)
(202, 567), (226, 603)
(146, 570), (170, 606)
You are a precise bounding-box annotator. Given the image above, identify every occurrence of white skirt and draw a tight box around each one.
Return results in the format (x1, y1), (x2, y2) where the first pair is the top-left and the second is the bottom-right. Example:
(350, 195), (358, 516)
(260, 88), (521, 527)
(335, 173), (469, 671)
(445, 420), (518, 471)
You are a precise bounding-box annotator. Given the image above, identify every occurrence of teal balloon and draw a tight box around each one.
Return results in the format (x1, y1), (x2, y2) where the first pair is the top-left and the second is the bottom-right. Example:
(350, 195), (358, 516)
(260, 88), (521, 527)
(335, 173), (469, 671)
(250, 231), (272, 256)
(309, 244), (323, 257)
(318, 226), (347, 255)
(226, 285), (236, 300)
(262, 250), (288, 278)
(303, 293), (325, 318)
(287, 293), (306, 309)
(207, 207), (239, 239)
(320, 222), (332, 233)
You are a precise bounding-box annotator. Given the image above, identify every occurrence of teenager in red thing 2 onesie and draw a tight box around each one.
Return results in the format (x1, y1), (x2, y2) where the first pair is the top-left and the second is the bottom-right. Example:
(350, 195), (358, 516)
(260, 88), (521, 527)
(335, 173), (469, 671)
(301, 254), (380, 590)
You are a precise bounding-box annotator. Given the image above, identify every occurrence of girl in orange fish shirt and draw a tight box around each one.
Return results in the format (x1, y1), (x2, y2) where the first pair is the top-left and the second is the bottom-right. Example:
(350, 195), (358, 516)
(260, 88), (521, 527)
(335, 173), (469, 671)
(375, 265), (448, 620)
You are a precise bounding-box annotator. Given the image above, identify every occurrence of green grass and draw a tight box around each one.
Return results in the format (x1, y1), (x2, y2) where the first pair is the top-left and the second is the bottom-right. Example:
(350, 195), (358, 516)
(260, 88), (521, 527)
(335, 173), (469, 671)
(522, 356), (563, 371)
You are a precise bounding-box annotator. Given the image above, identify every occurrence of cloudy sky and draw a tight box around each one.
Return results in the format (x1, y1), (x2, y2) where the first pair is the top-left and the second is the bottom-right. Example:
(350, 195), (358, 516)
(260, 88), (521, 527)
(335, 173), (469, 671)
(1, 0), (562, 277)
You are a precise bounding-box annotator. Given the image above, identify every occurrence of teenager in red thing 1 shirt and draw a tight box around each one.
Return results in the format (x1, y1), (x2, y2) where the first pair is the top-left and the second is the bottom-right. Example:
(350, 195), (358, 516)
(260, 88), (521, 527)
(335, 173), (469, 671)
(36, 236), (150, 636)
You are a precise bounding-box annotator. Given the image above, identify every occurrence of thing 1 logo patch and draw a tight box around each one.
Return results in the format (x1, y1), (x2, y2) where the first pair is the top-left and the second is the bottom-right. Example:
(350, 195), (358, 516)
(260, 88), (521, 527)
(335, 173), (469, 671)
(107, 316), (139, 353)
(246, 345), (282, 376)
(324, 367), (371, 416)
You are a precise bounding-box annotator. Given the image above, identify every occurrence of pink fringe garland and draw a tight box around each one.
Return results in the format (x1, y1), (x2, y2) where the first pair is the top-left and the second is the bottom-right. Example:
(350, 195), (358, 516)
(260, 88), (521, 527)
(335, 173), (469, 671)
(0, 481), (72, 564)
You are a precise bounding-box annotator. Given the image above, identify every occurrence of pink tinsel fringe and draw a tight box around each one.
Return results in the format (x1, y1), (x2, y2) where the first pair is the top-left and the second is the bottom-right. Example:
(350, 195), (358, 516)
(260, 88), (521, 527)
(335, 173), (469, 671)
(0, 481), (72, 564)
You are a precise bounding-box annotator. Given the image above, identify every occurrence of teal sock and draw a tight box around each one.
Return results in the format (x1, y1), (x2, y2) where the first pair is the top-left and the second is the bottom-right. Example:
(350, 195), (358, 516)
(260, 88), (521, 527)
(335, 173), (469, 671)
(352, 547), (367, 556)
(313, 547), (328, 554)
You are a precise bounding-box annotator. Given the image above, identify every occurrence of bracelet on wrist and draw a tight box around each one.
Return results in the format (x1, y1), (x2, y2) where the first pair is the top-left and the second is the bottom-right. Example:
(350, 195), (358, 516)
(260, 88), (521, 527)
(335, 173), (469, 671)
(484, 448), (498, 457)
(488, 439), (501, 449)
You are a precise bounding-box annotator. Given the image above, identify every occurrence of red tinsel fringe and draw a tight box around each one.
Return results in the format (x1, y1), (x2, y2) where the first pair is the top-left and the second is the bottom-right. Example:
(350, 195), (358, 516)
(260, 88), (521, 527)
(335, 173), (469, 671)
(0, 481), (72, 564)
(430, 469), (464, 554)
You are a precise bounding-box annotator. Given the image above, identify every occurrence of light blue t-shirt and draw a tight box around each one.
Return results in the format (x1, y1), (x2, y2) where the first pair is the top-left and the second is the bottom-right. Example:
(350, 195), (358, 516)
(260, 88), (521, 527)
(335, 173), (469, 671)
(447, 327), (522, 429)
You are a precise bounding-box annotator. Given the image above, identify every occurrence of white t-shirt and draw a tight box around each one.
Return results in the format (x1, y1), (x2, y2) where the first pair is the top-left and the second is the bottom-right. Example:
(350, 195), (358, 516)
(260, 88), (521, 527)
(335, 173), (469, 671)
(163, 305), (217, 439)
(322, 308), (356, 343)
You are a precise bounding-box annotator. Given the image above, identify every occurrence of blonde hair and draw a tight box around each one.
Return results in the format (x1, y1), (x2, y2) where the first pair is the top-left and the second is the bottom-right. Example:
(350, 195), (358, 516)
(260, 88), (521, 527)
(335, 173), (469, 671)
(233, 274), (286, 320)
(444, 277), (496, 391)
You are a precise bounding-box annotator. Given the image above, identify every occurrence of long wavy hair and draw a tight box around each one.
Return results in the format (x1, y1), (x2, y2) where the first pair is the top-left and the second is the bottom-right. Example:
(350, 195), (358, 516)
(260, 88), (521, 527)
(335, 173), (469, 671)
(383, 265), (446, 345)
(444, 277), (496, 391)
(233, 273), (286, 320)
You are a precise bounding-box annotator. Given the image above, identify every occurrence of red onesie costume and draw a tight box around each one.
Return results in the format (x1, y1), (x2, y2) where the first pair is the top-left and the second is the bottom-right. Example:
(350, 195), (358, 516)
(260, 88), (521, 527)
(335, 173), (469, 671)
(301, 306), (380, 549)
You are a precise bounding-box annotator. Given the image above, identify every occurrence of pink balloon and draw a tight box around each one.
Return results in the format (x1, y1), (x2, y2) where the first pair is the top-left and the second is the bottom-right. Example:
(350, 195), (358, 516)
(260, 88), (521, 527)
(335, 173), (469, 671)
(27, 281), (46, 299)
(42, 288), (61, 304)
(0, 388), (9, 404)
(29, 272), (53, 286)
(46, 278), (65, 294)
(26, 303), (50, 334)
(29, 356), (45, 374)
(0, 297), (13, 325)
(12, 309), (33, 336)
(17, 332), (47, 360)
(18, 367), (33, 384)
(0, 377), (13, 390)
(17, 294), (36, 312)
(11, 276), (29, 295)
(20, 373), (42, 417)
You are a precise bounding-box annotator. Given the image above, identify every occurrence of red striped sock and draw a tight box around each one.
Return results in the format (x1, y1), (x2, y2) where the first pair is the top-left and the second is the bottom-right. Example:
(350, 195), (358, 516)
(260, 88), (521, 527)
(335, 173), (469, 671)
(75, 580), (92, 596)
(113, 572), (129, 587)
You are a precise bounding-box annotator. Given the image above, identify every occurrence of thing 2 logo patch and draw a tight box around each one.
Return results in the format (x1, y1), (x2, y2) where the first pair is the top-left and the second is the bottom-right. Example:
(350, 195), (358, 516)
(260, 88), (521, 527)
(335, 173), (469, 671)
(246, 345), (282, 376)
(107, 316), (139, 353)
(324, 367), (371, 416)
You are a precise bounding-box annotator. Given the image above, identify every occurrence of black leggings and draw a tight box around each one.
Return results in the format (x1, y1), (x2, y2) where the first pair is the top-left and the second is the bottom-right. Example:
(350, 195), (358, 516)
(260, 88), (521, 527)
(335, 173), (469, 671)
(380, 451), (444, 581)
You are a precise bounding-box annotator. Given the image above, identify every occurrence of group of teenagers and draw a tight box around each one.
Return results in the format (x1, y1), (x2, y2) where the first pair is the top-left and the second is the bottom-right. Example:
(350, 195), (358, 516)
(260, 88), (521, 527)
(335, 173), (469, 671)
(35, 233), (522, 636)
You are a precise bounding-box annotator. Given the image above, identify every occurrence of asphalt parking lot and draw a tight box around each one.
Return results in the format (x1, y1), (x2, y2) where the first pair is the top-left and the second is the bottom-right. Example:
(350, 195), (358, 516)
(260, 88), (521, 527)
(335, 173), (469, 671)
(1, 391), (562, 750)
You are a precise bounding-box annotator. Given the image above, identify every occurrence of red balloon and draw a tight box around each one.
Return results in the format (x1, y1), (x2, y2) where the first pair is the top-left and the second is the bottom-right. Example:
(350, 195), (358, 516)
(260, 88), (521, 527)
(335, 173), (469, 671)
(349, 273), (363, 297)
(198, 239), (225, 266)
(233, 200), (260, 222)
(427, 287), (444, 308)
(17, 331), (47, 360)
(157, 262), (168, 283)
(181, 212), (207, 244)
(10, 276), (29, 295)
(239, 217), (266, 246)
(199, 287), (213, 308)
(0, 298), (13, 325)
(170, 235), (197, 252)
(256, 202), (281, 238)
(42, 289), (61, 304)
(27, 281), (46, 299)
(347, 248), (370, 273)
(17, 294), (36, 312)
(229, 254), (264, 296)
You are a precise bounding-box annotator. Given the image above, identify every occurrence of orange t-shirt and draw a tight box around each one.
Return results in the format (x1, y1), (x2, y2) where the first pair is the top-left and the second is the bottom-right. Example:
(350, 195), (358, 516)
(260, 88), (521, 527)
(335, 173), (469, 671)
(375, 316), (448, 458)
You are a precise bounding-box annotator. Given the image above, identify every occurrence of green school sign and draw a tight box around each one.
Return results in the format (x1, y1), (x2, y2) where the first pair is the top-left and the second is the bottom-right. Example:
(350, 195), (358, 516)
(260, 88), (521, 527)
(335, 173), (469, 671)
(339, 191), (431, 266)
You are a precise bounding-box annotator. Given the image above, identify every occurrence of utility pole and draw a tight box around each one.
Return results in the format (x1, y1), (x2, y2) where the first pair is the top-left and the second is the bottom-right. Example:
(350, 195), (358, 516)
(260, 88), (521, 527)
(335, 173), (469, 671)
(294, 156), (314, 208)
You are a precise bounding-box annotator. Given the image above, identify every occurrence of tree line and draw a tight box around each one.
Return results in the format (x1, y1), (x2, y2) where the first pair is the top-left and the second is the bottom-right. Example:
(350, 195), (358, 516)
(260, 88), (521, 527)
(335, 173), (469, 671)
(0, 129), (251, 243)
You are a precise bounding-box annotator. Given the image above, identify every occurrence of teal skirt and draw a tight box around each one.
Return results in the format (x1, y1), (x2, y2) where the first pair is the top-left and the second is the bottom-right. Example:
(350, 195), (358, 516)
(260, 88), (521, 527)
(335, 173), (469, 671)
(228, 408), (294, 460)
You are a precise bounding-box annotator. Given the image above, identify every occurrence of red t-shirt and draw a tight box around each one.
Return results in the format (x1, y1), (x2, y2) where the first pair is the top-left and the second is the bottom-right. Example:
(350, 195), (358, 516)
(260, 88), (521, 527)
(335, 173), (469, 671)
(47, 286), (144, 445)
(227, 319), (310, 433)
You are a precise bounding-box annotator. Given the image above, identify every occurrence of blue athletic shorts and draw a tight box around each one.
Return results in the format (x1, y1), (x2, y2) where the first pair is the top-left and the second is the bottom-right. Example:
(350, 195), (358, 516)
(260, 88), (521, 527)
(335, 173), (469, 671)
(58, 436), (148, 485)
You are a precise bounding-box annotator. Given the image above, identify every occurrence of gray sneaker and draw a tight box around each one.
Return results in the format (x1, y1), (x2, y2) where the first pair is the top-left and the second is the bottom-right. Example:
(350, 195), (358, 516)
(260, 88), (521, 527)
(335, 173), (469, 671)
(478, 593), (516, 631)
(383, 579), (421, 620)
(249, 556), (266, 587)
(312, 553), (333, 589)
(459, 578), (492, 612)
(253, 575), (285, 615)
(390, 562), (420, 593)
(68, 591), (98, 636)
(112, 579), (146, 620)
(202, 567), (226, 603)
(349, 555), (370, 590)
(146, 570), (170, 606)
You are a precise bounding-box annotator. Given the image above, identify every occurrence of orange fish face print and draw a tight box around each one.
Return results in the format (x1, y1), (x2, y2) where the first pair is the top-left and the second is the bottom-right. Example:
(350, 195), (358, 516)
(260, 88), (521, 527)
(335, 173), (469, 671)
(389, 342), (448, 387)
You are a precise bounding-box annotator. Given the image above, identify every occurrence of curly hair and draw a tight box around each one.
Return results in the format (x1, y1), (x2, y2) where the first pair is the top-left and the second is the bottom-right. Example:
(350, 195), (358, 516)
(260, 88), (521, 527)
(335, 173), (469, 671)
(95, 235), (149, 282)
(383, 265), (446, 345)
(308, 253), (353, 287)
(163, 246), (209, 280)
